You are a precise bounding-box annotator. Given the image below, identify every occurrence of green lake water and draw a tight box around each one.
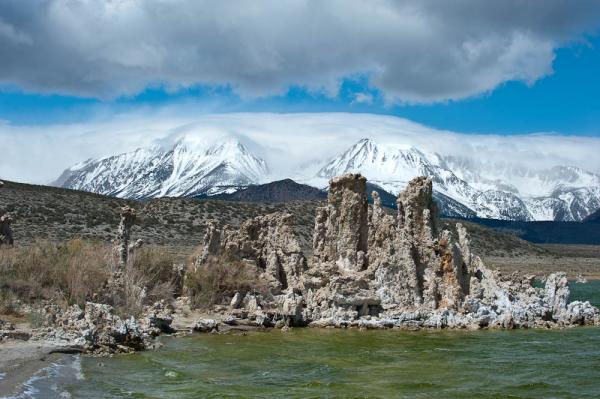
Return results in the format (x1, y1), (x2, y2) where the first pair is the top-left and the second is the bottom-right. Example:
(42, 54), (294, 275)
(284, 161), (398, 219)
(56, 281), (600, 398)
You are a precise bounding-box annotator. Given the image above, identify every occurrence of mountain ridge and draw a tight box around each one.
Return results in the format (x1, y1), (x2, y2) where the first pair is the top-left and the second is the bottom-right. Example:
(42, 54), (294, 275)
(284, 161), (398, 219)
(55, 136), (600, 222)
(584, 208), (600, 224)
(55, 137), (268, 199)
(197, 179), (327, 203)
(310, 138), (600, 221)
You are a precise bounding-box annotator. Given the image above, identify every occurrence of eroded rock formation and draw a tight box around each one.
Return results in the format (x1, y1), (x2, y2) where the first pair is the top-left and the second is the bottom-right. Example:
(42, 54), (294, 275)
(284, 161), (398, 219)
(196, 213), (307, 293)
(35, 301), (174, 354)
(313, 174), (368, 272)
(302, 175), (475, 324)
(116, 207), (136, 267)
(194, 173), (599, 329)
(0, 213), (14, 245)
(193, 212), (307, 323)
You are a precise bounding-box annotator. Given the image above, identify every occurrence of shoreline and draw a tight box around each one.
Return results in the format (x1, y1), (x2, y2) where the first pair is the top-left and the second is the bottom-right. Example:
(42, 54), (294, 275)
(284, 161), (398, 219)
(0, 340), (70, 398)
(2, 318), (599, 397)
(1, 275), (599, 396)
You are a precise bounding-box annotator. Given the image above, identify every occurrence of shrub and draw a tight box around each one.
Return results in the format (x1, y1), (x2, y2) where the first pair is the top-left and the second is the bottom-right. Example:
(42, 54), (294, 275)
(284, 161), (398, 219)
(128, 247), (178, 303)
(0, 239), (111, 306)
(0, 241), (179, 315)
(185, 256), (267, 308)
(0, 290), (20, 316)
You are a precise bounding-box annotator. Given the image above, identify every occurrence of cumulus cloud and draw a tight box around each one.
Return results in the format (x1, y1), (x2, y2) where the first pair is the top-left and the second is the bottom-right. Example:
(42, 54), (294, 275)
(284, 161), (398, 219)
(1, 112), (599, 185)
(0, 0), (599, 102)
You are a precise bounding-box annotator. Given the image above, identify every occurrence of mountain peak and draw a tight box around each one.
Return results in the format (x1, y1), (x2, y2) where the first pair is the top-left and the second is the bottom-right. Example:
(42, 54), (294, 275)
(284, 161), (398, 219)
(55, 134), (600, 222)
(56, 137), (268, 199)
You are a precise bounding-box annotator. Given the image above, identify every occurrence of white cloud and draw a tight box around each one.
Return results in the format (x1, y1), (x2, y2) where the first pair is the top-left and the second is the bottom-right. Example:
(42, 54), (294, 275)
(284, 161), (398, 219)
(352, 92), (374, 105)
(1, 112), (599, 185)
(0, 1), (599, 102)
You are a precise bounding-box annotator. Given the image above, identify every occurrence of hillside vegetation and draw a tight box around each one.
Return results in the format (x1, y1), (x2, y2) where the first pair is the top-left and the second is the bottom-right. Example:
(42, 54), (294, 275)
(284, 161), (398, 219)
(1, 180), (599, 278)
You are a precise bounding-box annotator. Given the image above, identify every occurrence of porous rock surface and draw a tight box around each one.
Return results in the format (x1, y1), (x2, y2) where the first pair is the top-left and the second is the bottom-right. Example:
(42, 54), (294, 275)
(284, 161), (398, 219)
(116, 206), (136, 267)
(195, 174), (600, 329)
(33, 300), (174, 354)
(194, 212), (307, 324)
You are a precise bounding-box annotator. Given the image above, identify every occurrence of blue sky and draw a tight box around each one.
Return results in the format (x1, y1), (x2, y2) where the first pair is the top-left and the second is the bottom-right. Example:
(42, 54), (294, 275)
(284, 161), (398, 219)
(1, 1), (600, 137)
(1, 33), (599, 136)
(3, 1), (600, 183)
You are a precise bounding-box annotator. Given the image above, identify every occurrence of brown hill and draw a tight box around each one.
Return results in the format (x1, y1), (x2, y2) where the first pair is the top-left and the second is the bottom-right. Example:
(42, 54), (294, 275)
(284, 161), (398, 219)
(2, 179), (599, 277)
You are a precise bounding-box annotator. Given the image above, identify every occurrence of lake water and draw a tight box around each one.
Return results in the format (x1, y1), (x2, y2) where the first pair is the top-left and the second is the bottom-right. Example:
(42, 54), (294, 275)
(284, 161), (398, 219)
(21, 281), (600, 398)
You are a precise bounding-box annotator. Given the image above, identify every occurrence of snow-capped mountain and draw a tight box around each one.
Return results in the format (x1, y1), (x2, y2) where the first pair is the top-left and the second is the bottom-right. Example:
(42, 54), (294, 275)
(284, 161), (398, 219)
(312, 138), (600, 221)
(55, 136), (600, 221)
(55, 137), (268, 199)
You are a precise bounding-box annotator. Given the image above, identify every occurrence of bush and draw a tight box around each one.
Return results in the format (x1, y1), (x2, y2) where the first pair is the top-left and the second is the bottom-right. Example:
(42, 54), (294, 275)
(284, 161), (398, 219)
(0, 290), (20, 316)
(0, 241), (179, 314)
(0, 239), (111, 306)
(185, 256), (266, 308)
(128, 247), (179, 304)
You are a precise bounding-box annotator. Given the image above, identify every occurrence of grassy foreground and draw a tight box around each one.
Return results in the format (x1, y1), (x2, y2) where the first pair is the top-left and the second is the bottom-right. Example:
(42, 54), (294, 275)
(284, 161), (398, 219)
(0, 239), (268, 322)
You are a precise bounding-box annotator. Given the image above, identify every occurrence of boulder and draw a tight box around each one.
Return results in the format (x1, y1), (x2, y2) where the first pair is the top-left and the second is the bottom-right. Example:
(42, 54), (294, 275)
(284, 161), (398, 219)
(193, 319), (219, 332)
(140, 300), (175, 335)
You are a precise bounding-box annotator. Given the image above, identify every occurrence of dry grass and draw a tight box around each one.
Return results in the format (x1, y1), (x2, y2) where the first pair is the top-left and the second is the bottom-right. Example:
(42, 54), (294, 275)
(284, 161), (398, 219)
(109, 247), (182, 317)
(185, 255), (267, 308)
(0, 240), (180, 316)
(0, 239), (111, 308)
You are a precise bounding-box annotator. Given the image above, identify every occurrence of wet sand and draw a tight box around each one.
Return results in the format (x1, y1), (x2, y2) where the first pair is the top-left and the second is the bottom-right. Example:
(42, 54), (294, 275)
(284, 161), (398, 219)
(0, 340), (67, 398)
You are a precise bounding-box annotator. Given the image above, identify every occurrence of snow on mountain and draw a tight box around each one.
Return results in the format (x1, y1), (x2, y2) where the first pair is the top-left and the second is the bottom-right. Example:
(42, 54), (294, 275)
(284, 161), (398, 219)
(55, 136), (600, 221)
(311, 138), (496, 219)
(55, 137), (268, 199)
(442, 157), (600, 198)
(312, 138), (600, 221)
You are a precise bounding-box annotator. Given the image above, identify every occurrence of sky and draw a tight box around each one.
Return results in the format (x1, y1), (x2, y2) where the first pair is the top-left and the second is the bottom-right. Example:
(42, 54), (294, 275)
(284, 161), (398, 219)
(1, 0), (600, 183)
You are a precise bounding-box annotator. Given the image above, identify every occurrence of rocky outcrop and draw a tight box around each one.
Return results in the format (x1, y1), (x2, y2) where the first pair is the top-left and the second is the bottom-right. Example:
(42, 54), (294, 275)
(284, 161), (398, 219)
(0, 213), (14, 245)
(299, 175), (474, 324)
(193, 213), (308, 323)
(192, 173), (600, 330)
(34, 301), (174, 354)
(116, 207), (136, 267)
(313, 174), (368, 272)
(195, 213), (307, 294)
(369, 178), (470, 312)
(302, 175), (599, 328)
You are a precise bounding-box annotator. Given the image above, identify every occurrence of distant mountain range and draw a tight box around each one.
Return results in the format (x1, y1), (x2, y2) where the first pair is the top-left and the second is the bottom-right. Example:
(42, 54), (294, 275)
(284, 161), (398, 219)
(584, 209), (600, 224)
(463, 218), (600, 245)
(55, 137), (600, 222)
